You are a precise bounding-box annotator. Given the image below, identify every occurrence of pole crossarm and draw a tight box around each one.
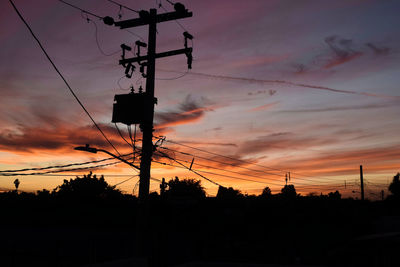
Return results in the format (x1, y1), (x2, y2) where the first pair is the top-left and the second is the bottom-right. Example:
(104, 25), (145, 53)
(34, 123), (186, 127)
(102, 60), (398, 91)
(114, 11), (192, 28)
(119, 48), (192, 65)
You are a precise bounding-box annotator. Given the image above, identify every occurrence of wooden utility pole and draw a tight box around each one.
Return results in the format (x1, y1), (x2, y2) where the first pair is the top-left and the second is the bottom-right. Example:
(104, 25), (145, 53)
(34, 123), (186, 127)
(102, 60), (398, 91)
(360, 165), (365, 201)
(107, 7), (193, 201)
(138, 8), (157, 202)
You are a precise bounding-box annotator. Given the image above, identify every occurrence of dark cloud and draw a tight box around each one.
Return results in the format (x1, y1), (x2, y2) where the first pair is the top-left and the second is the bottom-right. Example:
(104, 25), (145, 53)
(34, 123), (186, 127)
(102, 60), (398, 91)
(292, 37), (392, 73)
(365, 43), (390, 55)
(155, 95), (214, 130)
(248, 89), (277, 96)
(236, 132), (337, 156)
(279, 103), (393, 113)
(0, 123), (129, 153)
(324, 35), (363, 68)
(275, 145), (400, 176)
(293, 63), (307, 74)
(172, 140), (238, 148)
(181, 71), (399, 98)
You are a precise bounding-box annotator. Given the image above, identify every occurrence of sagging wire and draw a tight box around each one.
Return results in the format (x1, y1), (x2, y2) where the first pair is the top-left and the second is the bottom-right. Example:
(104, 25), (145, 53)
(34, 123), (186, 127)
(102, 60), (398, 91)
(113, 175), (138, 186)
(59, 0), (103, 20)
(125, 29), (145, 42)
(88, 17), (121, 56)
(117, 75), (131, 90)
(156, 69), (189, 80)
(106, 0), (139, 14)
(10, 0), (123, 158)
(115, 123), (132, 147)
(127, 124), (138, 163)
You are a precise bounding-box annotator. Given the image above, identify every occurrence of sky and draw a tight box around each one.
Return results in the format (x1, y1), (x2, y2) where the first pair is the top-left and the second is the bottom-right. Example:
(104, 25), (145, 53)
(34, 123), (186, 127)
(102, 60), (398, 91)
(0, 0), (399, 198)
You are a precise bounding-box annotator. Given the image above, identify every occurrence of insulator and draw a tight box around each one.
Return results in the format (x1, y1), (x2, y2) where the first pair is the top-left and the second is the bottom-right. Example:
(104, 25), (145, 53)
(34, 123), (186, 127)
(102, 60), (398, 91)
(103, 16), (115, 26)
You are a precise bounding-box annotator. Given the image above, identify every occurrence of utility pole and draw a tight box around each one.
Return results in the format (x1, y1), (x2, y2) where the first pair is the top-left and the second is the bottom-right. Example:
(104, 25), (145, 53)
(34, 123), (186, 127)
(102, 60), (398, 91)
(360, 165), (365, 201)
(105, 6), (193, 202)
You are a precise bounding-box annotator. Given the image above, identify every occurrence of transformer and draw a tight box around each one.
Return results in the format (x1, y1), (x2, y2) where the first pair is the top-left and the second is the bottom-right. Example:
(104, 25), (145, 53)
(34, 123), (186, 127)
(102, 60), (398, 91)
(112, 92), (155, 125)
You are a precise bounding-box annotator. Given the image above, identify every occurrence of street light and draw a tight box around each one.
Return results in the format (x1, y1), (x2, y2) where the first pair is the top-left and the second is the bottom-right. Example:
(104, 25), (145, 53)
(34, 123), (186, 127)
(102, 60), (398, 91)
(74, 144), (140, 171)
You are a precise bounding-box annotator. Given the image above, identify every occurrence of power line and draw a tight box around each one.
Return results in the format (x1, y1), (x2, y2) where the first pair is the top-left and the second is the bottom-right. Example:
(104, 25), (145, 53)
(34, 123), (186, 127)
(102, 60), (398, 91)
(155, 150), (313, 188)
(9, 0), (123, 158)
(90, 19), (121, 56)
(159, 146), (282, 177)
(158, 146), (340, 185)
(115, 123), (132, 147)
(106, 0), (139, 14)
(155, 151), (222, 187)
(155, 70), (189, 80)
(158, 1), (188, 32)
(159, 139), (341, 183)
(154, 150), (340, 188)
(162, 138), (286, 173)
(0, 174), (142, 177)
(0, 155), (125, 173)
(113, 175), (138, 186)
(0, 161), (120, 176)
(59, 0), (103, 20)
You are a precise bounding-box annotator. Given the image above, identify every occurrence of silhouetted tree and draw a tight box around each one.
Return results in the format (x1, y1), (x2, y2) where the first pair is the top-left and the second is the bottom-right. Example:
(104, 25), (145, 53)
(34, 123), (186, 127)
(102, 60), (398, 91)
(165, 176), (206, 199)
(281, 184), (297, 199)
(53, 172), (122, 201)
(14, 178), (20, 191)
(261, 186), (272, 198)
(216, 186), (243, 200)
(388, 173), (400, 200)
(328, 190), (341, 200)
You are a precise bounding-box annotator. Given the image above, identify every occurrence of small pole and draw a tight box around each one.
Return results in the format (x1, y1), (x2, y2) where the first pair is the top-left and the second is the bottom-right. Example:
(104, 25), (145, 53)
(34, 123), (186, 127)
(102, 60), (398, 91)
(360, 165), (365, 201)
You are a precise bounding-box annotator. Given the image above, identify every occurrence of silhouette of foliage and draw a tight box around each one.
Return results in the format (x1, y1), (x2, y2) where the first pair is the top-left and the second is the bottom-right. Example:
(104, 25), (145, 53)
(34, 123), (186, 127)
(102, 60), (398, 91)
(328, 190), (341, 200)
(261, 186), (272, 198)
(14, 178), (20, 191)
(281, 184), (297, 199)
(53, 171), (122, 201)
(165, 176), (206, 199)
(388, 173), (400, 200)
(216, 186), (243, 200)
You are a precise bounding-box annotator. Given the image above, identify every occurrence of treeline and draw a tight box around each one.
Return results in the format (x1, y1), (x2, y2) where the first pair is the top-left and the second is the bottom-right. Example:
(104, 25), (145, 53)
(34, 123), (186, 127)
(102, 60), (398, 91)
(1, 173), (399, 266)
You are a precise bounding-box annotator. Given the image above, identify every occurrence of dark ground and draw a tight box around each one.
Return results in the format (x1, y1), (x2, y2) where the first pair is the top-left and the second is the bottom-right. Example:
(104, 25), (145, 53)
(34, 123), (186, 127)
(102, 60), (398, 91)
(1, 191), (400, 267)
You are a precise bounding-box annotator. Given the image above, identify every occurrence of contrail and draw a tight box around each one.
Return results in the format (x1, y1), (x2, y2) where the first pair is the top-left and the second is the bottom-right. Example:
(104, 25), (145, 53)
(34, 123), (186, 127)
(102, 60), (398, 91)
(159, 70), (400, 99)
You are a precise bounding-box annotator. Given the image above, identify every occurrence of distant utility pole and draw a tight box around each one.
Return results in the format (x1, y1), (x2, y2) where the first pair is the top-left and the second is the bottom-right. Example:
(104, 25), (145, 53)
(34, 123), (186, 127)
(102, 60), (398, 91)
(360, 165), (365, 201)
(104, 5), (193, 201)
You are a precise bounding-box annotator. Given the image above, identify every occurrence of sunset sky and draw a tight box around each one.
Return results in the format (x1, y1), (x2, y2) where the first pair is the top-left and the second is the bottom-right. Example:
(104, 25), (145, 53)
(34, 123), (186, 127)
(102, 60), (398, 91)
(1, 0), (399, 198)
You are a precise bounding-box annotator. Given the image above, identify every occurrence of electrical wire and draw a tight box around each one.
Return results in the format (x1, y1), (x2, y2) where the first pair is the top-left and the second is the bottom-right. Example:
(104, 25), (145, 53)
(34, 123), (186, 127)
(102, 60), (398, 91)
(154, 150), (338, 187)
(0, 155), (128, 173)
(115, 123), (132, 147)
(159, 138), (341, 183)
(125, 29), (145, 42)
(162, 138), (286, 173)
(0, 161), (120, 176)
(90, 19), (121, 56)
(117, 75), (130, 90)
(154, 151), (280, 183)
(158, 2), (188, 32)
(156, 70), (189, 80)
(9, 0), (122, 158)
(113, 175), (139, 186)
(159, 146), (282, 177)
(127, 125), (136, 163)
(59, 0), (103, 20)
(155, 150), (222, 187)
(106, 0), (139, 14)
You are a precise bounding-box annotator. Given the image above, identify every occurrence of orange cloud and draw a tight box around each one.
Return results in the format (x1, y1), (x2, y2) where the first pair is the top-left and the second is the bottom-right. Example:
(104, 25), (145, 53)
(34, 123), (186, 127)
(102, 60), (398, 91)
(248, 101), (279, 112)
